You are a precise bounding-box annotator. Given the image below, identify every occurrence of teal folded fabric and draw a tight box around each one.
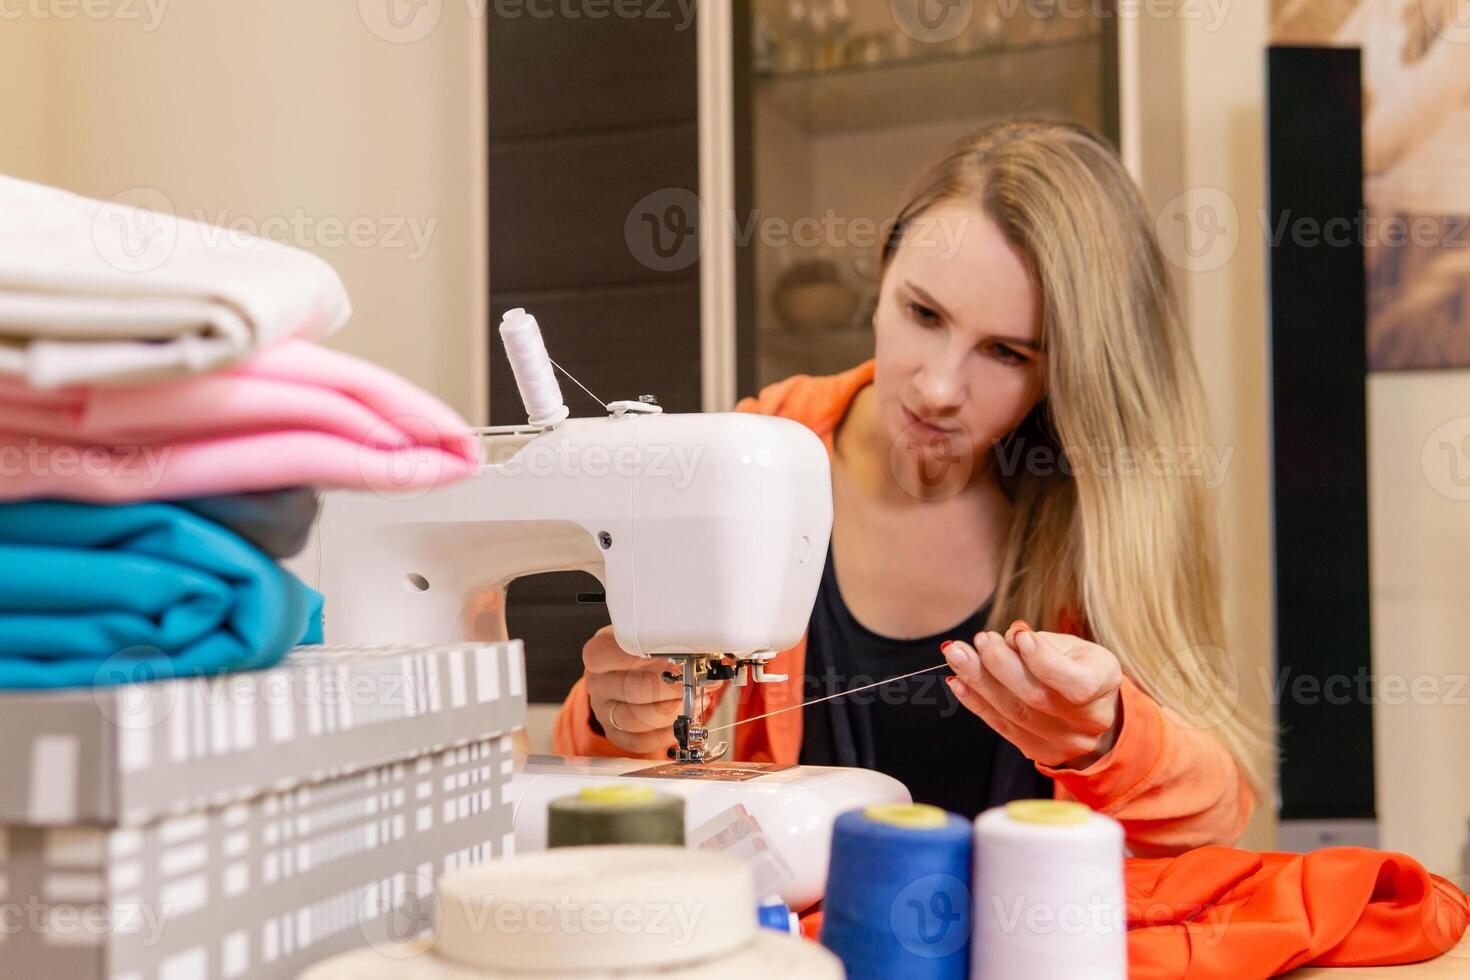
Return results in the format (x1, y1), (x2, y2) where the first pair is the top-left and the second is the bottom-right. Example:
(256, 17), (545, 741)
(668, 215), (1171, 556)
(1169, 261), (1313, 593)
(0, 501), (322, 689)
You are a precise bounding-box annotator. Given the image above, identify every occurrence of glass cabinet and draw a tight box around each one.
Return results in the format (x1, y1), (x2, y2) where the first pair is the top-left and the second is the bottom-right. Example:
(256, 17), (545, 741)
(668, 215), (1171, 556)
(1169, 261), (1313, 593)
(744, 0), (1119, 386)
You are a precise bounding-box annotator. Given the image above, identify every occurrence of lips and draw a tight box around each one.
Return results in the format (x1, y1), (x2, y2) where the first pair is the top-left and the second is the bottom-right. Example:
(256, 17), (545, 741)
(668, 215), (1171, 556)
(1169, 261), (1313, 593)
(902, 406), (960, 439)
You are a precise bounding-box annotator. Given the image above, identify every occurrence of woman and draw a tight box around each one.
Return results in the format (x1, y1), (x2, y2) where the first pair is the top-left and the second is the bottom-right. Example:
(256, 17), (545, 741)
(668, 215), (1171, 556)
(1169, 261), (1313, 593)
(555, 119), (1265, 856)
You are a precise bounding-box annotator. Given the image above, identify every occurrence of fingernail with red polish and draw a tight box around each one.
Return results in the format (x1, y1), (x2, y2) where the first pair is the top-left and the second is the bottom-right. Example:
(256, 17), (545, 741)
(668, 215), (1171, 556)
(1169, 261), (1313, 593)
(940, 640), (954, 652)
(1010, 619), (1034, 633)
(951, 642), (980, 672)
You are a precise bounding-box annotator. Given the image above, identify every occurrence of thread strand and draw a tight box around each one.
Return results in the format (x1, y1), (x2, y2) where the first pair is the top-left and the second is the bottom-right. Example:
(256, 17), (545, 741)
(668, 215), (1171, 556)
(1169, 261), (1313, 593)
(707, 660), (952, 734)
(549, 357), (607, 411)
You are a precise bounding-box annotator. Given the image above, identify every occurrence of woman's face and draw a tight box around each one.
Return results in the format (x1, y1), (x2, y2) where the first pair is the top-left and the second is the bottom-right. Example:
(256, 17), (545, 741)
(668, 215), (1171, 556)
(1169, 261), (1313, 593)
(872, 201), (1047, 480)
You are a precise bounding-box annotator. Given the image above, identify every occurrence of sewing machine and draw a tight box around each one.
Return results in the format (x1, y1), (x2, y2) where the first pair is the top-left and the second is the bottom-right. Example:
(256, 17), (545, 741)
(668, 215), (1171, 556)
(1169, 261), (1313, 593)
(309, 308), (908, 908)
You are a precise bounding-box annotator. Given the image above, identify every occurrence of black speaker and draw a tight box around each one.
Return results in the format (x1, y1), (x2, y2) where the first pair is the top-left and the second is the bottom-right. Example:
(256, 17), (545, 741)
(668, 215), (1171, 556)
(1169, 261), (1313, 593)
(1266, 45), (1373, 821)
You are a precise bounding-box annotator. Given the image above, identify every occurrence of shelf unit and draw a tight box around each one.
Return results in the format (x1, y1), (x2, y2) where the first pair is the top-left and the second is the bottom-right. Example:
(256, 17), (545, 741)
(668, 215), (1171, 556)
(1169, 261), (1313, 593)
(756, 34), (1105, 134)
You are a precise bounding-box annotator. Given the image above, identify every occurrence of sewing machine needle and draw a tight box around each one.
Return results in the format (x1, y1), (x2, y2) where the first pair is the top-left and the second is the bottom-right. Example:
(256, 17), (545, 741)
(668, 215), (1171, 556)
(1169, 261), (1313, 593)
(705, 660), (953, 734)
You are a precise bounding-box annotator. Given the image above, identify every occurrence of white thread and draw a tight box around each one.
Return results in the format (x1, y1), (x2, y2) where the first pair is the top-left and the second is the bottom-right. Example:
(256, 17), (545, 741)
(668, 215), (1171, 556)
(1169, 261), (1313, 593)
(972, 805), (1127, 979)
(707, 661), (950, 734)
(548, 356), (607, 412)
(498, 308), (569, 428)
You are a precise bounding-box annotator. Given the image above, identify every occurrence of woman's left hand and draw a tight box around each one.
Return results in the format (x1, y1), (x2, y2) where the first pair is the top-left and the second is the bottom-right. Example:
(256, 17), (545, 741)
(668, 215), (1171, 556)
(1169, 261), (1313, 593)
(942, 623), (1125, 769)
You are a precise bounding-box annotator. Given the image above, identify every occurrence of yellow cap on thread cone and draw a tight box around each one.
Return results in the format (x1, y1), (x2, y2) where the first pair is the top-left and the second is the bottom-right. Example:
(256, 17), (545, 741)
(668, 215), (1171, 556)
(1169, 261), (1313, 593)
(863, 802), (948, 829)
(1004, 799), (1090, 826)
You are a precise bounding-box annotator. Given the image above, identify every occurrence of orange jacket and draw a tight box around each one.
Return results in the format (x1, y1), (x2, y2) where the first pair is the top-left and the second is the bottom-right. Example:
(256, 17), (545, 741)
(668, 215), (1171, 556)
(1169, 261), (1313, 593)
(554, 362), (1254, 855)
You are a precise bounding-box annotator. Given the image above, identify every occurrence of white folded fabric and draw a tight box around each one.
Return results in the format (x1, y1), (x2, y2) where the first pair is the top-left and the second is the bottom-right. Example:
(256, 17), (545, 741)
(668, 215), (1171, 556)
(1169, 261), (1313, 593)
(0, 174), (352, 388)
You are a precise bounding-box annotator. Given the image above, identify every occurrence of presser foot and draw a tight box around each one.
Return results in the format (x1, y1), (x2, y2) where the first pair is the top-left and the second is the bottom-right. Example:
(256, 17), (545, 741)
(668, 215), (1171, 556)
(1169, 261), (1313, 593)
(662, 651), (782, 764)
(670, 714), (728, 764)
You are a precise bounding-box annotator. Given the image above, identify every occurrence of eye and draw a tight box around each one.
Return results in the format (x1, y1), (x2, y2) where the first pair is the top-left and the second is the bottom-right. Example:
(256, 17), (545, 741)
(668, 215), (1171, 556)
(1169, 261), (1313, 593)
(905, 300), (941, 325)
(987, 342), (1028, 365)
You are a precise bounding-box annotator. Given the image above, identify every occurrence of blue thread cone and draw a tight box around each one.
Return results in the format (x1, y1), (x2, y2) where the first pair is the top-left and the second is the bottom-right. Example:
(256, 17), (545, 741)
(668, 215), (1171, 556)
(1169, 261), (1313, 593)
(820, 805), (974, 980)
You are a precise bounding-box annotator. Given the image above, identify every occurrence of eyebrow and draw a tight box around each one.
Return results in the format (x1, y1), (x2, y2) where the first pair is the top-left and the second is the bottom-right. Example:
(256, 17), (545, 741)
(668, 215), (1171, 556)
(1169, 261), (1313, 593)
(904, 280), (1045, 353)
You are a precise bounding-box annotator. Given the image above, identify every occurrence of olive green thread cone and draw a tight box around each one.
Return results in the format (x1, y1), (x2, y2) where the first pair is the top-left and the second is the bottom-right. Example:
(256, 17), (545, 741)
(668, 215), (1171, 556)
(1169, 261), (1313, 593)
(546, 784), (686, 847)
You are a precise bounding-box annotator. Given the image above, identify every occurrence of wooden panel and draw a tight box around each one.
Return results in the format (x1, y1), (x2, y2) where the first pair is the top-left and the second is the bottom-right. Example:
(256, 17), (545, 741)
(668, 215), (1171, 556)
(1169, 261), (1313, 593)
(490, 281), (702, 424)
(488, 9), (697, 140)
(488, 125), (700, 292)
(485, 6), (712, 706)
(731, 0), (757, 402)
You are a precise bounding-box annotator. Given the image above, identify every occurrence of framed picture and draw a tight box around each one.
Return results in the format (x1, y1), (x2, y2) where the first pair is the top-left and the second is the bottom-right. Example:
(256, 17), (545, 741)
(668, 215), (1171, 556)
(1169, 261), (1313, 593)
(1273, 0), (1470, 370)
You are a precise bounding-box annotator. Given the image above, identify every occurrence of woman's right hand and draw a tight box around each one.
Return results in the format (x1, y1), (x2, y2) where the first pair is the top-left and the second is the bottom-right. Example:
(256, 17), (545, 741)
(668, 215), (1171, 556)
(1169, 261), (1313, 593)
(583, 625), (686, 755)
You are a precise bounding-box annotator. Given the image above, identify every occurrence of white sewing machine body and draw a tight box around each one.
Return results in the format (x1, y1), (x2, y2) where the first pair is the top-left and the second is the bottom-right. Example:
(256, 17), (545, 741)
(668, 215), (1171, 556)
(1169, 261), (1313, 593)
(312, 409), (910, 907)
(316, 410), (830, 658)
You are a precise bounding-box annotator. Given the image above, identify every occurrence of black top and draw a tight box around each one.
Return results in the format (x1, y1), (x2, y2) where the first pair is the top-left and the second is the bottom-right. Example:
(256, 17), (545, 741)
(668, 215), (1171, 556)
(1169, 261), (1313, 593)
(799, 544), (1053, 819)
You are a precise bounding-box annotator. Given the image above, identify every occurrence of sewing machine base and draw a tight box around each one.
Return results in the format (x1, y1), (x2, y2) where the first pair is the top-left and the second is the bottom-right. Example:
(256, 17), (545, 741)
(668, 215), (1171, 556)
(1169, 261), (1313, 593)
(507, 754), (909, 911)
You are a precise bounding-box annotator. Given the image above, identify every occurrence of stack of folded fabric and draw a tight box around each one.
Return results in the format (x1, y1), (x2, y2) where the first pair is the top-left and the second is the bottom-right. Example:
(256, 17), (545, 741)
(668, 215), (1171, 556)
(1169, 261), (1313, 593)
(0, 174), (482, 689)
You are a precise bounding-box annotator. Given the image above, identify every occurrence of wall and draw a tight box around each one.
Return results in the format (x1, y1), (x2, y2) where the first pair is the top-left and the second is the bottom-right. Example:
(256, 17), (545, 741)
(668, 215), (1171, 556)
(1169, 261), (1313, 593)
(1370, 374), (1470, 876)
(0, 15), (49, 180)
(0, 0), (487, 423)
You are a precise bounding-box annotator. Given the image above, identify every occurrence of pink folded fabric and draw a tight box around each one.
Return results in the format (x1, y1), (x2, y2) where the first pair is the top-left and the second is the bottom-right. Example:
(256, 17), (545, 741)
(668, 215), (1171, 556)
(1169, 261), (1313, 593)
(0, 340), (482, 502)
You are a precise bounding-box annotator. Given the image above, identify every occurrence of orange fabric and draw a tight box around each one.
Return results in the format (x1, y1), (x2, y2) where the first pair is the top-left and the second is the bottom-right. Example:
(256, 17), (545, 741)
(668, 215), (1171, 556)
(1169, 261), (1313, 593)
(799, 907), (822, 941)
(1125, 846), (1470, 978)
(794, 847), (1470, 978)
(553, 363), (1255, 853)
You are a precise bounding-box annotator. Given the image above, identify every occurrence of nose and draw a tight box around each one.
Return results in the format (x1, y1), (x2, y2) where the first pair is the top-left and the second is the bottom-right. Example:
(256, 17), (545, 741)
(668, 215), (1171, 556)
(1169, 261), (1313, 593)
(914, 344), (967, 416)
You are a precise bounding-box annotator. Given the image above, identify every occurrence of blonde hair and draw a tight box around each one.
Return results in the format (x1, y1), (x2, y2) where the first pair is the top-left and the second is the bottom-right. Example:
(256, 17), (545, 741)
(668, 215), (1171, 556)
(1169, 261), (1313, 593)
(882, 119), (1269, 789)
